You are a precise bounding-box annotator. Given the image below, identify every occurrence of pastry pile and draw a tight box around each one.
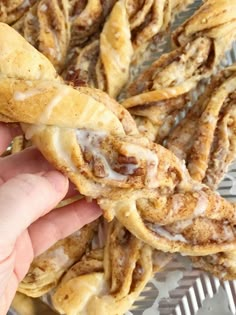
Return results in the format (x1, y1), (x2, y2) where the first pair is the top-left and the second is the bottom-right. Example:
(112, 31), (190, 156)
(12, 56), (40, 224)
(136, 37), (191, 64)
(1, 0), (236, 314)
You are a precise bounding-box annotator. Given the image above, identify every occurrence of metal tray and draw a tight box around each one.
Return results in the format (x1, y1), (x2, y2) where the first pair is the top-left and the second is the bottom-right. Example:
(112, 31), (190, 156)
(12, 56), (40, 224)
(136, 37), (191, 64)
(9, 1), (236, 314)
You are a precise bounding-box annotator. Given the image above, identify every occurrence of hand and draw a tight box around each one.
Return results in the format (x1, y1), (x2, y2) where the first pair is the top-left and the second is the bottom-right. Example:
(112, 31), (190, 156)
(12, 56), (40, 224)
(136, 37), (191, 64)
(0, 123), (102, 314)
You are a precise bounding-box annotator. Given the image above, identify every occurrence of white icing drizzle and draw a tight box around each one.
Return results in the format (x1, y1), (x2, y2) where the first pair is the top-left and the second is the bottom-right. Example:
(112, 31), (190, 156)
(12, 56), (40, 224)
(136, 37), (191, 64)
(20, 0), (30, 9)
(148, 224), (188, 243)
(122, 143), (159, 188)
(76, 129), (127, 181)
(24, 124), (44, 141)
(193, 191), (209, 217)
(39, 86), (70, 124)
(222, 225), (235, 241)
(171, 219), (193, 230)
(171, 194), (184, 214)
(40, 128), (77, 174)
(14, 89), (42, 101)
(167, 191), (208, 236)
(24, 86), (70, 139)
(49, 247), (70, 268)
(40, 3), (48, 11)
(125, 163), (139, 175)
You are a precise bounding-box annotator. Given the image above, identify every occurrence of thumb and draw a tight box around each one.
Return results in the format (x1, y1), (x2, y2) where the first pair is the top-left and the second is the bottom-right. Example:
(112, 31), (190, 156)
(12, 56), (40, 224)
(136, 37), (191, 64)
(0, 171), (68, 252)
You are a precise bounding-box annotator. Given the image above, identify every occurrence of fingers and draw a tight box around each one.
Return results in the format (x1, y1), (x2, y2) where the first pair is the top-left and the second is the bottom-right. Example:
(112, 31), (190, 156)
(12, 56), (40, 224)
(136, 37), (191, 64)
(0, 123), (22, 154)
(0, 147), (53, 185)
(0, 171), (68, 250)
(0, 147), (80, 198)
(28, 199), (102, 256)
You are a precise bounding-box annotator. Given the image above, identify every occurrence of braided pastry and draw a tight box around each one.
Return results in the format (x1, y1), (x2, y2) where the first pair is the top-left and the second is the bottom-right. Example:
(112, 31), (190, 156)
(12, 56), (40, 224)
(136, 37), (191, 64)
(165, 66), (236, 280)
(122, 0), (236, 142)
(52, 220), (171, 315)
(0, 0), (38, 24)
(191, 250), (236, 281)
(18, 222), (97, 297)
(69, 0), (117, 47)
(63, 0), (194, 98)
(167, 66), (236, 189)
(1, 23), (236, 257)
(11, 292), (56, 315)
(13, 0), (70, 72)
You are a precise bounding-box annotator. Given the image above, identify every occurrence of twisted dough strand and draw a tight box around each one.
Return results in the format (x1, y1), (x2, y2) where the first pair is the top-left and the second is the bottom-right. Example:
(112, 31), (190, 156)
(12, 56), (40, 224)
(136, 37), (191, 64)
(0, 23), (236, 256)
(166, 66), (236, 189)
(63, 0), (194, 98)
(69, 0), (117, 47)
(122, 0), (236, 142)
(52, 220), (171, 315)
(18, 222), (97, 297)
(0, 0), (38, 24)
(13, 0), (70, 72)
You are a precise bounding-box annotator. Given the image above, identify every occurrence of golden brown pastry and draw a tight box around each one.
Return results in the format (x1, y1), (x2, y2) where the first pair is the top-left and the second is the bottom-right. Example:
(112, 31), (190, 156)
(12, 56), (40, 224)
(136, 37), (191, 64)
(18, 222), (97, 297)
(11, 135), (25, 153)
(11, 292), (57, 315)
(1, 23), (236, 257)
(0, 0), (38, 24)
(128, 0), (194, 55)
(64, 0), (133, 98)
(122, 0), (236, 142)
(13, 0), (70, 72)
(63, 39), (99, 87)
(95, 0), (133, 98)
(69, 0), (117, 47)
(122, 37), (212, 141)
(172, 0), (236, 48)
(52, 220), (171, 315)
(166, 66), (236, 189)
(191, 250), (236, 281)
(64, 0), (194, 98)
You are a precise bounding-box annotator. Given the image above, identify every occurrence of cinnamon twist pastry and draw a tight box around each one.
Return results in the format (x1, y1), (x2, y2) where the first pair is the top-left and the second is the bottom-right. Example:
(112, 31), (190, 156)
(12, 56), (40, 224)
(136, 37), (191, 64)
(69, 0), (117, 47)
(18, 222), (97, 297)
(172, 0), (236, 48)
(64, 0), (194, 98)
(52, 220), (171, 315)
(13, 0), (70, 72)
(0, 0), (38, 24)
(166, 66), (236, 189)
(165, 66), (236, 280)
(1, 23), (236, 256)
(122, 0), (236, 142)
(11, 292), (56, 315)
(191, 250), (236, 281)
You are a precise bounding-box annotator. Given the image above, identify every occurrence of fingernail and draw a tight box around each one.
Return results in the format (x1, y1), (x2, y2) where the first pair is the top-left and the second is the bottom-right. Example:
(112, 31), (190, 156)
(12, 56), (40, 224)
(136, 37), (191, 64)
(42, 171), (69, 193)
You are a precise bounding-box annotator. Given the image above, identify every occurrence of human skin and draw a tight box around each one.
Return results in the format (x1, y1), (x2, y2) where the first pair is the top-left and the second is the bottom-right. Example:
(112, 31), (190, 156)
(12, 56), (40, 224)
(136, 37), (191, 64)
(0, 123), (102, 314)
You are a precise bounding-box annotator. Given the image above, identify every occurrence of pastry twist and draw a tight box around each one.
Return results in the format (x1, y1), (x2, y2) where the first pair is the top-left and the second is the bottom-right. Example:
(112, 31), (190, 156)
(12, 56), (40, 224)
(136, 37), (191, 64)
(52, 220), (171, 315)
(122, 0), (236, 142)
(0, 0), (38, 24)
(18, 222), (97, 297)
(63, 0), (194, 98)
(69, 0), (117, 47)
(191, 250), (236, 281)
(1, 23), (236, 256)
(13, 0), (71, 72)
(166, 66), (236, 189)
(165, 66), (236, 279)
